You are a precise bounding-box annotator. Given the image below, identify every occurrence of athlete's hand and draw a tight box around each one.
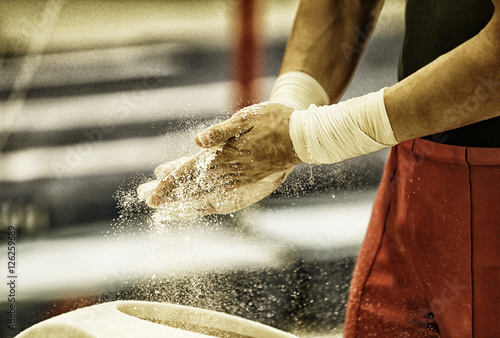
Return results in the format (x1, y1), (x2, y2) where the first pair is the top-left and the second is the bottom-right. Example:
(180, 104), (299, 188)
(137, 102), (301, 220)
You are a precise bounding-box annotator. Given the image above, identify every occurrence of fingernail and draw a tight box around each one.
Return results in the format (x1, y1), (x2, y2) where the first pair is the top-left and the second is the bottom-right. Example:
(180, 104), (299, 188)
(198, 133), (211, 147)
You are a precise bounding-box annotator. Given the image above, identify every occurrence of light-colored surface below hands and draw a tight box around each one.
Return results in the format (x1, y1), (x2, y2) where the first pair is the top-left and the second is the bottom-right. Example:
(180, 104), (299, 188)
(16, 301), (299, 338)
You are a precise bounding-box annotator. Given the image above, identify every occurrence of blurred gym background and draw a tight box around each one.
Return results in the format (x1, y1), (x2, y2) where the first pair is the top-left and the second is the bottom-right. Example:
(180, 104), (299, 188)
(0, 0), (405, 336)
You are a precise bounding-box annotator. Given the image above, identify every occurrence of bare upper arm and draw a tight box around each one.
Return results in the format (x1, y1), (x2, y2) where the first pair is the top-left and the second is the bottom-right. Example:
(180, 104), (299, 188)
(491, 0), (500, 25)
(280, 0), (386, 101)
(486, 1), (500, 48)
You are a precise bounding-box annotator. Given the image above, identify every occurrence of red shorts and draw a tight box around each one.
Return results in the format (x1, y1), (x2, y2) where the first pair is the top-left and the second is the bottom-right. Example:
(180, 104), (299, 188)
(344, 139), (500, 337)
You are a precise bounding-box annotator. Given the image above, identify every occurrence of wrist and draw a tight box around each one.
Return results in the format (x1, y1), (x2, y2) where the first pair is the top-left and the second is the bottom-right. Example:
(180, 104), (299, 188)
(290, 88), (398, 164)
(269, 71), (330, 110)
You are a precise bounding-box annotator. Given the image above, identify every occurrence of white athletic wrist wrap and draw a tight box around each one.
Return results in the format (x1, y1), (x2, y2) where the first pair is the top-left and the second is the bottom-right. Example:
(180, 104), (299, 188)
(290, 88), (398, 164)
(269, 71), (330, 109)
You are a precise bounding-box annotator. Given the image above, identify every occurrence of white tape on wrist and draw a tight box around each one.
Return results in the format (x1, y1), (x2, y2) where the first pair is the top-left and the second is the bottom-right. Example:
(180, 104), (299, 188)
(290, 88), (398, 164)
(269, 71), (330, 110)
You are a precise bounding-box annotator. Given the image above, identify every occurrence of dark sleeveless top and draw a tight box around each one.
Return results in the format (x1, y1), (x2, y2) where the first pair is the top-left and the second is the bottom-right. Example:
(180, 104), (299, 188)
(399, 0), (498, 147)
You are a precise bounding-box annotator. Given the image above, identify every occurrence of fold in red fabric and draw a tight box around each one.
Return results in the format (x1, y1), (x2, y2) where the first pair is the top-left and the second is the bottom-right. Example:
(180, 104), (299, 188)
(344, 138), (500, 337)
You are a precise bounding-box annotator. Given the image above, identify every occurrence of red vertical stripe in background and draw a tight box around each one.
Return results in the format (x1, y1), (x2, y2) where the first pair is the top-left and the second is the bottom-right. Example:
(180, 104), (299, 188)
(231, 0), (263, 112)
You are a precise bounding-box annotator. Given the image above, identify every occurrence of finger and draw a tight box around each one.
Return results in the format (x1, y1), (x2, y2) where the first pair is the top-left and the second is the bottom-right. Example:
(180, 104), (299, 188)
(137, 180), (160, 202)
(150, 169), (242, 208)
(152, 151), (220, 206)
(209, 162), (245, 173)
(154, 162), (178, 178)
(154, 156), (190, 178)
(175, 179), (247, 215)
(193, 181), (248, 215)
(155, 169), (238, 205)
(195, 113), (252, 148)
(155, 156), (200, 195)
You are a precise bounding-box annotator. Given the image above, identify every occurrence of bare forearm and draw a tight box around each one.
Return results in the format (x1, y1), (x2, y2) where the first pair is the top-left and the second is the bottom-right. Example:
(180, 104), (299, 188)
(280, 0), (385, 103)
(385, 7), (500, 142)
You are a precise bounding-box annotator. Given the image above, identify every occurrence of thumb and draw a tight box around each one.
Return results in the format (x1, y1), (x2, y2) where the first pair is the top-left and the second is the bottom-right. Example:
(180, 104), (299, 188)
(196, 116), (250, 148)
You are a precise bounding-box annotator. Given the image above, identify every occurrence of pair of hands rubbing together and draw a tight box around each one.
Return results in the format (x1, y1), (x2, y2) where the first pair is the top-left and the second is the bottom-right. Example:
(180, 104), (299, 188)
(137, 102), (299, 220)
(136, 71), (400, 220)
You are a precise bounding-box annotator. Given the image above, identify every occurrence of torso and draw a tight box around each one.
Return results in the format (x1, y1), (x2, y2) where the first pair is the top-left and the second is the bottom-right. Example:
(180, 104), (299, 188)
(400, 0), (499, 147)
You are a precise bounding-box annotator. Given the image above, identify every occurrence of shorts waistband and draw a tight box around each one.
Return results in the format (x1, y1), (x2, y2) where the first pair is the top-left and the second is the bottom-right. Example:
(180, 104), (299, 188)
(399, 138), (500, 166)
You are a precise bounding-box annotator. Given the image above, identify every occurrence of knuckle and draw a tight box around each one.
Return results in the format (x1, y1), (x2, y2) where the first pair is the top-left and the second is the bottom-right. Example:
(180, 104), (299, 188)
(209, 127), (225, 143)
